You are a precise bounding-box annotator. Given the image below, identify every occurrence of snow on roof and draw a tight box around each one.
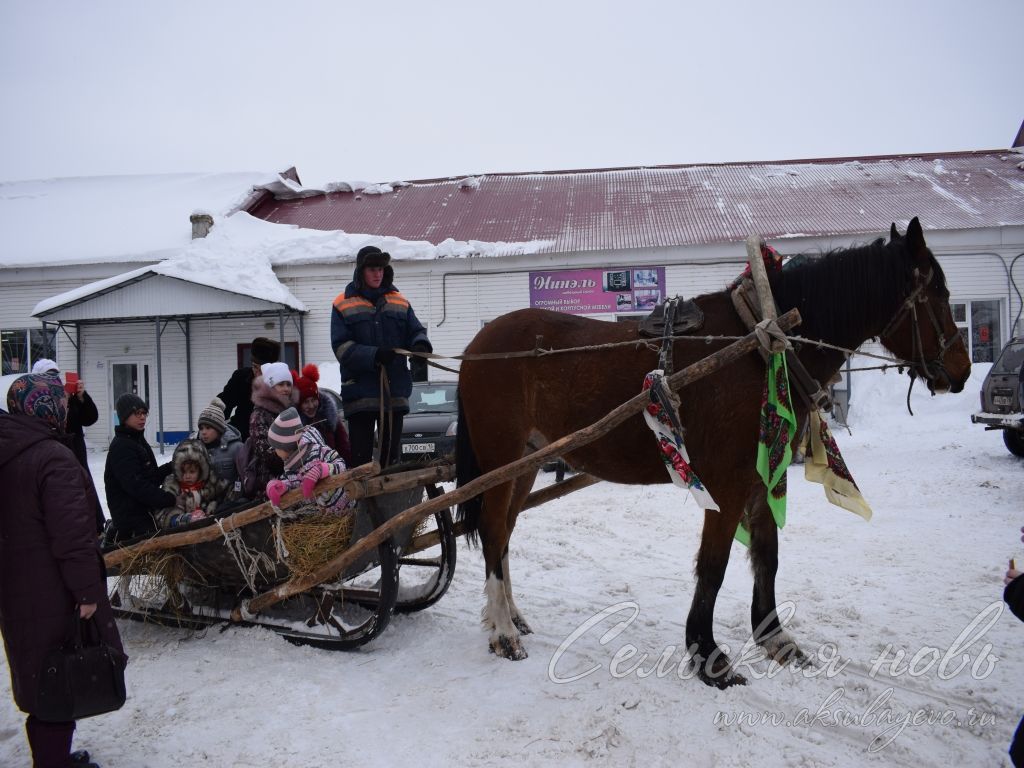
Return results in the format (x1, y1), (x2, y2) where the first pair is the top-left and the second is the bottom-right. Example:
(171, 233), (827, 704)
(31, 211), (550, 317)
(0, 171), (280, 268)
(206, 211), (553, 265)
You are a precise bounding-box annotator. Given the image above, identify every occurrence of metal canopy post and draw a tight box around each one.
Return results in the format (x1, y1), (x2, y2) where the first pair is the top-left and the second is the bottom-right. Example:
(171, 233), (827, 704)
(278, 311), (285, 362)
(178, 318), (193, 434)
(155, 317), (165, 455)
(299, 312), (306, 366)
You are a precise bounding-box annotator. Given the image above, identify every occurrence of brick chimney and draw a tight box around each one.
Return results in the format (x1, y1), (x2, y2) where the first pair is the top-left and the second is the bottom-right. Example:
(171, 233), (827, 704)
(190, 211), (214, 239)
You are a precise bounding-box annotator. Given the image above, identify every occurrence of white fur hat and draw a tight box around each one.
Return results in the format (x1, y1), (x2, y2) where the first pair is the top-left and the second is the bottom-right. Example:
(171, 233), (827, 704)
(31, 358), (59, 374)
(261, 361), (291, 388)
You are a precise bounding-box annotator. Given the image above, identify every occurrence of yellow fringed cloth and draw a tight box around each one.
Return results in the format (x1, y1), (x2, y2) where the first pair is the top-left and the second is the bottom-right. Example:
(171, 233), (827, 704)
(803, 410), (872, 521)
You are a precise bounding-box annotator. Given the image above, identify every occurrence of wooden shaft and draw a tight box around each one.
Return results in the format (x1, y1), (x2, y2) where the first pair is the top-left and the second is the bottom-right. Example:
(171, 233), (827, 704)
(521, 472), (600, 511)
(344, 463), (455, 501)
(103, 462), (380, 568)
(243, 308), (801, 616)
(402, 473), (599, 554)
(746, 234), (777, 322)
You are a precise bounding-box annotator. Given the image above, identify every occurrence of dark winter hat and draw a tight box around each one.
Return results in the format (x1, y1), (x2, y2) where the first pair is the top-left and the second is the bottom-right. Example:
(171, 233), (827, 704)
(292, 363), (320, 403)
(197, 396), (228, 435)
(268, 407), (304, 452)
(6, 373), (68, 432)
(356, 245), (391, 270)
(116, 393), (148, 424)
(250, 337), (281, 366)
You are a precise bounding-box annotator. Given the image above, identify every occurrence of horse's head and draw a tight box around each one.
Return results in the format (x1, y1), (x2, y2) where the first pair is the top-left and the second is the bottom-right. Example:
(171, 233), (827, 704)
(878, 217), (971, 394)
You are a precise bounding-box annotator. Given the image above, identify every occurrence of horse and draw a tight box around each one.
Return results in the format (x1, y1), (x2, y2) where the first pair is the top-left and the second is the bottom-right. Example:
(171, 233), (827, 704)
(454, 217), (972, 687)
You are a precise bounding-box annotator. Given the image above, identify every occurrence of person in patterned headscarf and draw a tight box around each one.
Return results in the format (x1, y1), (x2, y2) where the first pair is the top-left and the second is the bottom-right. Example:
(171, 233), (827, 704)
(0, 374), (124, 768)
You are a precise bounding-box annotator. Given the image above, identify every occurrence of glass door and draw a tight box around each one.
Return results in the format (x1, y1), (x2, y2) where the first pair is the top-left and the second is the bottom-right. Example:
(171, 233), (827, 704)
(110, 361), (152, 441)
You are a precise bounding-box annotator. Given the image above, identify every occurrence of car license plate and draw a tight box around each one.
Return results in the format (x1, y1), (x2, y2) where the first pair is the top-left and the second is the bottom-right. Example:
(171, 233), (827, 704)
(995, 396), (1013, 406)
(403, 442), (435, 454)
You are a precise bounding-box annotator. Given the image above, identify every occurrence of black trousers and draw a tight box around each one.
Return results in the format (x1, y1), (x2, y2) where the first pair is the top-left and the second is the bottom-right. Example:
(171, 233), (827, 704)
(26, 715), (74, 768)
(347, 411), (405, 469)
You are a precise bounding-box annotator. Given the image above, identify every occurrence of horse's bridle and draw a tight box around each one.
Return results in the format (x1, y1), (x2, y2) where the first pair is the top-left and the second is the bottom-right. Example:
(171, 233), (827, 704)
(878, 266), (962, 395)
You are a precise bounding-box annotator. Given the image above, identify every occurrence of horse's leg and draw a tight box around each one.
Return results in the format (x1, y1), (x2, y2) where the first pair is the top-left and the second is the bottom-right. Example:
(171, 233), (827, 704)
(478, 476), (530, 660)
(686, 503), (746, 688)
(747, 492), (810, 667)
(502, 469), (538, 636)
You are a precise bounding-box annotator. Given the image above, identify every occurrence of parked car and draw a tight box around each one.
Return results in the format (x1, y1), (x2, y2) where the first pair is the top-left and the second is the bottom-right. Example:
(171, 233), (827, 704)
(971, 336), (1024, 456)
(400, 381), (459, 461)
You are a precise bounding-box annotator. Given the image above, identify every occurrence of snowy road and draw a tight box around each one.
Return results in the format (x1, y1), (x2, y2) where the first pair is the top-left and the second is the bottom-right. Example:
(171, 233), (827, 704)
(2, 366), (1021, 767)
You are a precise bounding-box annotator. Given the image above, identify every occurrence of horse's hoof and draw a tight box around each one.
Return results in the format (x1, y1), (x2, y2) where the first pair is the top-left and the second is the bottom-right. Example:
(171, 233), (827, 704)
(698, 666), (747, 689)
(512, 615), (533, 635)
(761, 633), (812, 669)
(693, 651), (747, 688)
(490, 634), (528, 660)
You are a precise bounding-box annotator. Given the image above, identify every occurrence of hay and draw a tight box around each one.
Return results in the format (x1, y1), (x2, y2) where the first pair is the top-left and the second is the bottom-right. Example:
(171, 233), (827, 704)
(112, 549), (205, 621)
(281, 513), (355, 579)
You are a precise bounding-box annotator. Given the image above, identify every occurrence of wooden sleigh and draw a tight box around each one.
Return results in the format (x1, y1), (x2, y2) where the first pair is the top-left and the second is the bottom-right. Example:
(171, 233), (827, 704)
(108, 235), (923, 657)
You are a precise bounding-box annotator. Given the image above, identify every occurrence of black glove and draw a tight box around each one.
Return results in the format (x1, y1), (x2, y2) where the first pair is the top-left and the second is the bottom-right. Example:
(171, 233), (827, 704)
(375, 348), (397, 366)
(411, 341), (431, 354)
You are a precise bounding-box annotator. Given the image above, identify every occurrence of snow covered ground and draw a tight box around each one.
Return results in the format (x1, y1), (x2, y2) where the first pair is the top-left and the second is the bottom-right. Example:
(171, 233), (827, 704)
(2, 365), (1022, 767)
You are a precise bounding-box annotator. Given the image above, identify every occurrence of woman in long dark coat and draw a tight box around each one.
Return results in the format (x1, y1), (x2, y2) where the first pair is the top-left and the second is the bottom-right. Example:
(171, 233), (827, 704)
(0, 373), (124, 768)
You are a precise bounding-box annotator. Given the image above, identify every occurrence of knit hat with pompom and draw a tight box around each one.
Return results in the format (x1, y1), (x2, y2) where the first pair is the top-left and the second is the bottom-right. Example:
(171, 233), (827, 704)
(292, 363), (320, 404)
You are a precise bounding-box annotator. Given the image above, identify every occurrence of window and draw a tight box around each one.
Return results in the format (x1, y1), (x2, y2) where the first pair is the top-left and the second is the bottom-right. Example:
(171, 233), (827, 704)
(237, 341), (299, 371)
(951, 300), (1002, 363)
(1, 327), (56, 374)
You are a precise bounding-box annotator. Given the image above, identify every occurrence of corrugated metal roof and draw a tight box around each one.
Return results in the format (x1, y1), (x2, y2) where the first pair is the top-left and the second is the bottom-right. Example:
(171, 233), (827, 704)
(250, 150), (1024, 253)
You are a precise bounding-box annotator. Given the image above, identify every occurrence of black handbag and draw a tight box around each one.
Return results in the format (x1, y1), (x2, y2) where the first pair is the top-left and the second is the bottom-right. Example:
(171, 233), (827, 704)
(35, 611), (127, 722)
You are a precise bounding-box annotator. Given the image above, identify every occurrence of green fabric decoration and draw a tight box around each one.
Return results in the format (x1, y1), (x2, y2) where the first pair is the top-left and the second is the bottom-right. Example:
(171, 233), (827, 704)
(736, 351), (797, 546)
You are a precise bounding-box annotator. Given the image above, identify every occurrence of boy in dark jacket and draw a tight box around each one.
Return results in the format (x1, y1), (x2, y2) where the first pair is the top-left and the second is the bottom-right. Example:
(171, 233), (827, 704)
(330, 246), (431, 468)
(103, 393), (175, 542)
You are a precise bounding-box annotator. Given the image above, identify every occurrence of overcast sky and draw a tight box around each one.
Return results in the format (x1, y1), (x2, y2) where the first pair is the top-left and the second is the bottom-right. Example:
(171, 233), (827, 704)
(1, 1), (1019, 187)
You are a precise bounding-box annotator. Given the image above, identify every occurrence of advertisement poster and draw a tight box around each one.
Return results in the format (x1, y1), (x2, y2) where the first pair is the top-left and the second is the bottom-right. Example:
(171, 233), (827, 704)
(528, 266), (666, 315)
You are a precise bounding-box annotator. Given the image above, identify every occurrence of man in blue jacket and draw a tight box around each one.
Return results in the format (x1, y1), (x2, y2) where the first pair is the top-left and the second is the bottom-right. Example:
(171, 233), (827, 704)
(330, 246), (431, 468)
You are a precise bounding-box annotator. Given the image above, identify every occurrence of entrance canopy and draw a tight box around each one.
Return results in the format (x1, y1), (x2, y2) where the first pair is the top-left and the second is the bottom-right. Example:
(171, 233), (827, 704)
(33, 267), (306, 450)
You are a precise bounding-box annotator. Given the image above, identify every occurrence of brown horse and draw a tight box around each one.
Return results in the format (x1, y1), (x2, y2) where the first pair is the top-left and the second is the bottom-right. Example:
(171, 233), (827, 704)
(455, 218), (971, 686)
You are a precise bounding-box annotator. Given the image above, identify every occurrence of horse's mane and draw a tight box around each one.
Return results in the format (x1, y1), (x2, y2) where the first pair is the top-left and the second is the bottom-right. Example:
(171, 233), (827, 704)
(765, 238), (944, 344)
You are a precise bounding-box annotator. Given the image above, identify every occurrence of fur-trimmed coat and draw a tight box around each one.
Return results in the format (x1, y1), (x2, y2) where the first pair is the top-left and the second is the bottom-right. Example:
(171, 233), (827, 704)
(247, 377), (293, 501)
(155, 439), (230, 528)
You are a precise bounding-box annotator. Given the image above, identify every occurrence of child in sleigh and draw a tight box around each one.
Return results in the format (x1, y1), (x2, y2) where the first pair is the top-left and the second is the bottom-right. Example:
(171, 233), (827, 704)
(264, 407), (350, 513)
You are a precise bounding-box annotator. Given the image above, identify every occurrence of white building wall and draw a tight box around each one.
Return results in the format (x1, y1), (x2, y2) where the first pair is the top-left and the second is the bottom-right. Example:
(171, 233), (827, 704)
(5, 222), (1022, 452)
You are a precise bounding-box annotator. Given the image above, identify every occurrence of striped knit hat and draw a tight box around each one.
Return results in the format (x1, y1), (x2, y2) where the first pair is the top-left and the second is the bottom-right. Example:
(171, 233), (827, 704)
(197, 396), (228, 434)
(268, 407), (304, 452)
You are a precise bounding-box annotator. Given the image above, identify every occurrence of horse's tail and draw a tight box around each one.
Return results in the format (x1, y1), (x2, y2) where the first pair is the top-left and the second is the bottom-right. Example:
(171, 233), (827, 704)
(455, 391), (482, 546)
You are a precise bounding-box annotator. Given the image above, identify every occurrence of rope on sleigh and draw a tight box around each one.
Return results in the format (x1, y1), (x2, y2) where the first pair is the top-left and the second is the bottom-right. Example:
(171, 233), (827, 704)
(215, 518), (278, 594)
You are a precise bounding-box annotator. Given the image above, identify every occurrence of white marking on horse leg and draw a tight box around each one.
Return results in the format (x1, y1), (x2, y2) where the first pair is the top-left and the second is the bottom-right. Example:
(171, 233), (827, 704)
(501, 551), (532, 635)
(484, 573), (526, 660)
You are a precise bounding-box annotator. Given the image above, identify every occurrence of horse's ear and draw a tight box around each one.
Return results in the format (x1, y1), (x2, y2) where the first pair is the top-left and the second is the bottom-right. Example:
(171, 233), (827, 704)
(890, 222), (901, 241)
(904, 217), (929, 265)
